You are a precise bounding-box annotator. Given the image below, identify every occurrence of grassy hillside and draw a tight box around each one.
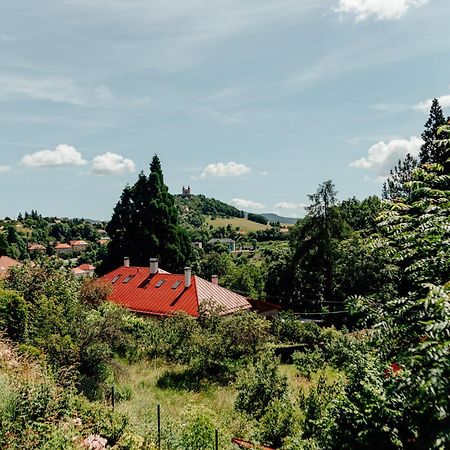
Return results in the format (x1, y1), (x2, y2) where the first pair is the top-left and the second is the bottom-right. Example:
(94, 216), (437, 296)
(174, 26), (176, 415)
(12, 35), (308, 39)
(206, 217), (270, 233)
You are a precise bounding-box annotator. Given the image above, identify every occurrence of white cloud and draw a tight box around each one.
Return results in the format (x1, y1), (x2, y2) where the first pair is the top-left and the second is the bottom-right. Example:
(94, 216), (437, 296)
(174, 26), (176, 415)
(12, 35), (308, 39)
(0, 165), (11, 172)
(274, 202), (308, 210)
(350, 136), (422, 177)
(335, 0), (427, 21)
(91, 152), (135, 175)
(198, 161), (250, 179)
(414, 94), (450, 112)
(0, 74), (113, 106)
(230, 198), (265, 210)
(21, 144), (88, 168)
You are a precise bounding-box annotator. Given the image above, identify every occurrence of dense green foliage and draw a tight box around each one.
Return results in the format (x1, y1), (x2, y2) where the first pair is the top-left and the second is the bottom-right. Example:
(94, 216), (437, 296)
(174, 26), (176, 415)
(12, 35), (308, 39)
(101, 155), (191, 273)
(247, 212), (269, 225)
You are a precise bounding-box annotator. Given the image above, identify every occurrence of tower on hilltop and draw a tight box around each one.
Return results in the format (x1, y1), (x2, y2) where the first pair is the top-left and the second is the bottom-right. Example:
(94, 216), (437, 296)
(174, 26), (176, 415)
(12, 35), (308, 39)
(181, 186), (192, 197)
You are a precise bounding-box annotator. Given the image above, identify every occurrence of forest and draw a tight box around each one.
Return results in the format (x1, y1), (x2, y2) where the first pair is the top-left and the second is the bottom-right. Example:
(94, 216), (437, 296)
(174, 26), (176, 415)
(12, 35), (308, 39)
(0, 99), (449, 449)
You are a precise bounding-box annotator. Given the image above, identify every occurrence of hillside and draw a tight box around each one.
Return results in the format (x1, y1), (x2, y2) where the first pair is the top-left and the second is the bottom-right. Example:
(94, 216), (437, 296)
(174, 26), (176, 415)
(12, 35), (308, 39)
(206, 216), (270, 233)
(261, 213), (299, 225)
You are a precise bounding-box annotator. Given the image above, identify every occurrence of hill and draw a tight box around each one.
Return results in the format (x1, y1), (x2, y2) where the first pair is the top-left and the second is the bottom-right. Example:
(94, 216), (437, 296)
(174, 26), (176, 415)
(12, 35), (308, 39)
(175, 194), (244, 219)
(261, 213), (299, 225)
(206, 216), (270, 233)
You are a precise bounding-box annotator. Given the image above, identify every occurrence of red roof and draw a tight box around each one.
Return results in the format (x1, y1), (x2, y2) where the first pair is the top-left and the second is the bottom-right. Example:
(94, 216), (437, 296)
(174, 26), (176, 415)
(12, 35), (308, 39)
(77, 264), (95, 271)
(0, 256), (22, 277)
(70, 240), (88, 246)
(28, 243), (45, 251)
(100, 266), (251, 317)
(54, 243), (72, 249)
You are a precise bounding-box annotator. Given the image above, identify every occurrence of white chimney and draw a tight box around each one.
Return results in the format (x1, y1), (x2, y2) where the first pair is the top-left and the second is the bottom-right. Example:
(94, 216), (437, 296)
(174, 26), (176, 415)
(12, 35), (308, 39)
(150, 258), (159, 275)
(211, 275), (218, 285)
(184, 267), (192, 288)
(124, 257), (130, 267)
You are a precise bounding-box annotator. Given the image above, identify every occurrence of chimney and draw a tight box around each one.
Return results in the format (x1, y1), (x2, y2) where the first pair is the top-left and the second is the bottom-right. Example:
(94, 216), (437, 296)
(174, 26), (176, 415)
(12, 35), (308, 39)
(211, 275), (218, 286)
(124, 257), (130, 267)
(184, 267), (192, 288)
(149, 258), (159, 275)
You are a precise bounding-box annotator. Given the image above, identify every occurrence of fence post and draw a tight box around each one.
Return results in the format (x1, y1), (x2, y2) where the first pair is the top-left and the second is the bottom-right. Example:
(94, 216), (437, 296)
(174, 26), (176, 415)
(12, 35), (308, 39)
(157, 404), (161, 450)
(215, 429), (218, 450)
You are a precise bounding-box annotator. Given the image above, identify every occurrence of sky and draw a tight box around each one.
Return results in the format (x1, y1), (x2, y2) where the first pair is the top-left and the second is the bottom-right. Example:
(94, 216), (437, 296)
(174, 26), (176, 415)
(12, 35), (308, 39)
(0, 0), (449, 220)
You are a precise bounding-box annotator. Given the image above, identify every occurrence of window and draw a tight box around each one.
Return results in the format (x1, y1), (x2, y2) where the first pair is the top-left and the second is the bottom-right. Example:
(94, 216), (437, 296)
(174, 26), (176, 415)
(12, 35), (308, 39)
(123, 275), (134, 284)
(138, 278), (151, 289)
(155, 279), (166, 288)
(111, 275), (121, 284)
(171, 281), (181, 289)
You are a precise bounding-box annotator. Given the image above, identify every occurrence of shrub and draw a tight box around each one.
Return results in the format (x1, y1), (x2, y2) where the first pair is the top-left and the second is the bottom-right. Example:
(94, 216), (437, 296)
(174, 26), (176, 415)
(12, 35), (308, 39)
(235, 350), (288, 420)
(178, 413), (216, 450)
(292, 347), (324, 379)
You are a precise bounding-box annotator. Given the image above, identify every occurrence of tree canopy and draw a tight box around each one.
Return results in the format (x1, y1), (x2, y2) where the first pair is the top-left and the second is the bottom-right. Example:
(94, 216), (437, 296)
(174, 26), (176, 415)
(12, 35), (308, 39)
(100, 155), (191, 273)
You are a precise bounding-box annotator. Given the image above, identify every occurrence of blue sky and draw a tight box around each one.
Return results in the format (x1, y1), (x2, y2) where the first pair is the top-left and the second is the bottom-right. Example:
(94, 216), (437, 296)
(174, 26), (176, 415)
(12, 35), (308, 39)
(0, 0), (449, 220)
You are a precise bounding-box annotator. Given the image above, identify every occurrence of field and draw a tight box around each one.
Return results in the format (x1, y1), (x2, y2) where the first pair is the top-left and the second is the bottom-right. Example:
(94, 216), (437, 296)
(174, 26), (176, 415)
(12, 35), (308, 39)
(206, 217), (270, 233)
(112, 360), (342, 449)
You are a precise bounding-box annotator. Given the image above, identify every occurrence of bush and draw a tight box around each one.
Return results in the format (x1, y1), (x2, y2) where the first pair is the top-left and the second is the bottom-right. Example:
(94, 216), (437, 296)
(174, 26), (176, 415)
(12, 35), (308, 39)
(235, 351), (288, 420)
(292, 347), (324, 379)
(258, 398), (299, 448)
(272, 313), (321, 346)
(178, 413), (216, 450)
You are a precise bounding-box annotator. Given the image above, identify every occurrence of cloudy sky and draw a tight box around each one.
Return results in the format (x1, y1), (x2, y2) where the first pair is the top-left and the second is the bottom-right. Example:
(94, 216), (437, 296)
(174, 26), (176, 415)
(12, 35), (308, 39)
(0, 0), (449, 219)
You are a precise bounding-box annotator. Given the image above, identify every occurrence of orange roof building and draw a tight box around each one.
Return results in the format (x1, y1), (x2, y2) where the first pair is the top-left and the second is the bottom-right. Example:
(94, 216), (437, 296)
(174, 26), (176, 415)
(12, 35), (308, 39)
(99, 257), (251, 317)
(0, 256), (22, 278)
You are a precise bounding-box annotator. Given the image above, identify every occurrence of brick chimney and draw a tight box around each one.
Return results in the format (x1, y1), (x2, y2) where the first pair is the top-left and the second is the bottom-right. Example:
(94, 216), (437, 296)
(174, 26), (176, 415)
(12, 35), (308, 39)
(124, 257), (130, 267)
(150, 258), (159, 275)
(184, 267), (192, 288)
(211, 275), (218, 285)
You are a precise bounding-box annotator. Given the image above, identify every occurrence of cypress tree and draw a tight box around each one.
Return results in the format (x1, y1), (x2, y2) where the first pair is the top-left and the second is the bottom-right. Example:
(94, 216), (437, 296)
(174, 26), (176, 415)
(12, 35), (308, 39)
(419, 98), (449, 166)
(100, 155), (191, 273)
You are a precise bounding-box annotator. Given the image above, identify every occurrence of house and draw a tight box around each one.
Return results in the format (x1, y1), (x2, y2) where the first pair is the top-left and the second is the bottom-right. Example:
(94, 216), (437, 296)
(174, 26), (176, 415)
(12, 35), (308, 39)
(54, 243), (72, 255)
(0, 256), (22, 279)
(28, 243), (46, 254)
(98, 238), (110, 246)
(207, 238), (236, 252)
(72, 263), (96, 278)
(191, 241), (203, 249)
(99, 257), (251, 317)
(70, 240), (89, 252)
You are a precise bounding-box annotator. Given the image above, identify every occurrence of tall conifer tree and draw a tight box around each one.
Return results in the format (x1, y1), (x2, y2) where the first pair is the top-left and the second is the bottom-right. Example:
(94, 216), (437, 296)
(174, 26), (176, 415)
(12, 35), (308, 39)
(100, 155), (190, 273)
(419, 98), (449, 166)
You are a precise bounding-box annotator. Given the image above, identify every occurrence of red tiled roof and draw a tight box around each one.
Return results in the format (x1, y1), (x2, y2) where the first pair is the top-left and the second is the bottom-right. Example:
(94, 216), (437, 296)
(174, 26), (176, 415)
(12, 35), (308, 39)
(77, 264), (95, 271)
(0, 256), (22, 277)
(100, 266), (251, 317)
(28, 243), (45, 250)
(54, 243), (72, 249)
(70, 240), (88, 246)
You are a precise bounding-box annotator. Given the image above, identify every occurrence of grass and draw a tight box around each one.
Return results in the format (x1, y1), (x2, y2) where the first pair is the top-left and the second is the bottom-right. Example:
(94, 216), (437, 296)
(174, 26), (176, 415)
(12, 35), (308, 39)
(207, 217), (270, 233)
(113, 360), (253, 448)
(111, 359), (343, 448)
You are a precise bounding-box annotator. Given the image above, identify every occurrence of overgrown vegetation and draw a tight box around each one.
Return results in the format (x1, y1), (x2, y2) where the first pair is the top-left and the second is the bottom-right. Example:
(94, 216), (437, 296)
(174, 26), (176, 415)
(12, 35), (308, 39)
(0, 99), (449, 448)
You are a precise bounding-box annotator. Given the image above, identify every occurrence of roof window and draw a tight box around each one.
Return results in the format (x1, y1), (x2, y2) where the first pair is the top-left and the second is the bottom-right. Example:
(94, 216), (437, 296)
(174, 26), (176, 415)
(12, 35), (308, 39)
(123, 275), (134, 284)
(155, 279), (166, 288)
(171, 281), (181, 289)
(111, 275), (121, 284)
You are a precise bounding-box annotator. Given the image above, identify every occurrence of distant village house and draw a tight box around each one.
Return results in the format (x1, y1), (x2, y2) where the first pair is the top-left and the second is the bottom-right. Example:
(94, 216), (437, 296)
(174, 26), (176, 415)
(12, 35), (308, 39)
(207, 238), (236, 252)
(0, 256), (22, 279)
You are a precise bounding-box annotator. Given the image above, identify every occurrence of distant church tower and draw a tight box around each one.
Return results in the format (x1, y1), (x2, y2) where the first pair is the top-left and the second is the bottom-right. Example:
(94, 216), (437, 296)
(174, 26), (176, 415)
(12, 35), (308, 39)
(181, 186), (192, 198)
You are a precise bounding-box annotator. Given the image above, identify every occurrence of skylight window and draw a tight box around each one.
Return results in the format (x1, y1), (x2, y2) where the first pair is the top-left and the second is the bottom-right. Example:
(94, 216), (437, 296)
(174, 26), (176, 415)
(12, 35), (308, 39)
(155, 279), (166, 288)
(111, 275), (121, 284)
(171, 281), (181, 289)
(123, 275), (134, 284)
